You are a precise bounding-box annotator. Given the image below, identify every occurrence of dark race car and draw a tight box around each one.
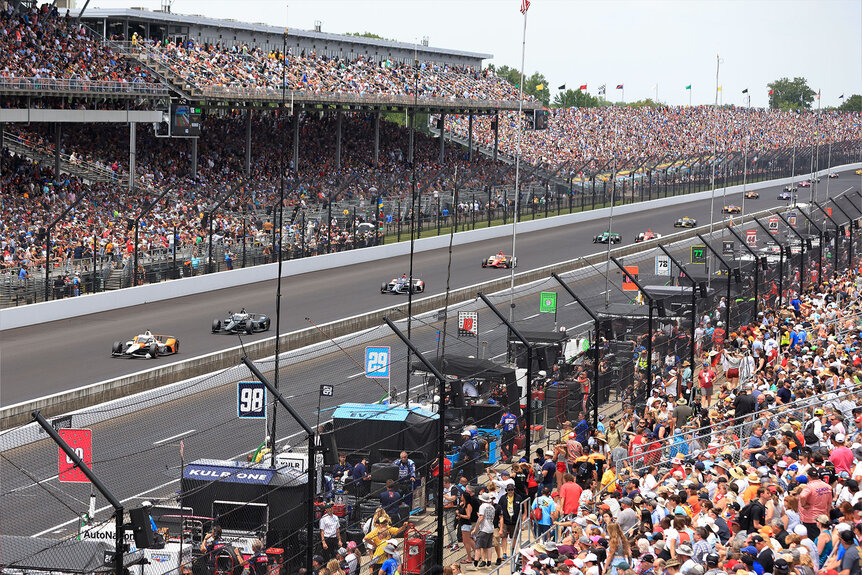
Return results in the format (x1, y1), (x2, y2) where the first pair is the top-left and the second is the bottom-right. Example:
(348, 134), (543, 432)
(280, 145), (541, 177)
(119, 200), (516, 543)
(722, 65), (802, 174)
(783, 185), (798, 193)
(112, 331), (179, 358)
(381, 276), (425, 294)
(777, 191), (793, 201)
(212, 308), (271, 334)
(482, 252), (518, 268)
(593, 231), (622, 244)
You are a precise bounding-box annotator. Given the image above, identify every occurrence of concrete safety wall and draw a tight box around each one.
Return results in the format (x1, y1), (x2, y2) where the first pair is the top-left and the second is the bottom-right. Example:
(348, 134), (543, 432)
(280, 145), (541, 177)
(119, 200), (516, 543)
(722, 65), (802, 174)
(1, 162), (858, 333)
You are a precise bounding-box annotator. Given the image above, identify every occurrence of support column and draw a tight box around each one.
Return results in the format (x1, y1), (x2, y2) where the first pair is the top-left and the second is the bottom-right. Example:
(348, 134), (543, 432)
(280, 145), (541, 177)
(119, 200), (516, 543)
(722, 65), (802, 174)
(54, 123), (61, 180)
(190, 137), (198, 179)
(468, 114), (473, 162)
(493, 111), (499, 163)
(293, 110), (300, 173)
(335, 109), (343, 170)
(408, 110), (414, 166)
(245, 109), (252, 177)
(373, 111), (380, 167)
(129, 122), (136, 194)
(439, 112), (445, 164)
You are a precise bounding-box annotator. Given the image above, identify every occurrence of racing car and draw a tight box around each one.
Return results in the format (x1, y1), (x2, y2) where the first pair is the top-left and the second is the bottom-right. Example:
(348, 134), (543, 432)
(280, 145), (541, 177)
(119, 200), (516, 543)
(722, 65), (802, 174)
(674, 216), (697, 228)
(635, 229), (662, 243)
(381, 275), (425, 294)
(829, 173), (839, 179)
(593, 231), (622, 244)
(807, 177), (821, 183)
(783, 185), (798, 193)
(212, 308), (271, 334)
(722, 205), (742, 214)
(777, 191), (793, 200)
(856, 169), (862, 175)
(744, 190), (760, 199)
(112, 331), (179, 358)
(482, 252), (517, 268)
(798, 181), (811, 188)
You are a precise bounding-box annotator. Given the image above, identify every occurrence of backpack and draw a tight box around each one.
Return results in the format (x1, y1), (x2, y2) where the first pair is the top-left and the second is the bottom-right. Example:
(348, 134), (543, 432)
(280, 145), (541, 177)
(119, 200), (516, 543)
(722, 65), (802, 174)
(737, 500), (763, 533)
(576, 461), (592, 482)
(803, 420), (819, 445)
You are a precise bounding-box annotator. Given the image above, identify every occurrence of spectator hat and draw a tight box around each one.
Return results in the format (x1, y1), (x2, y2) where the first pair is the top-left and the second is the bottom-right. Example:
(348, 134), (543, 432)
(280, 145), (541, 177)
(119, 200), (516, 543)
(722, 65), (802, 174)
(676, 544), (693, 556)
(461, 430), (471, 436)
(383, 543), (398, 555)
(313, 555), (325, 564)
(836, 433), (846, 443)
(544, 541), (558, 552)
(793, 525), (809, 536)
(842, 530), (856, 543)
(742, 546), (758, 555)
(479, 493), (494, 502)
(337, 547), (348, 557)
(706, 553), (720, 566)
(584, 554), (598, 563)
(773, 559), (790, 574)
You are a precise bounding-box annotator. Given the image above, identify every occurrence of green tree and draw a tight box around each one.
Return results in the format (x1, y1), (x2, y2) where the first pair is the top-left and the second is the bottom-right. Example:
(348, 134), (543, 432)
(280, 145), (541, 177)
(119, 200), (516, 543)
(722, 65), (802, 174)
(345, 32), (394, 41)
(767, 77), (816, 110)
(627, 98), (661, 108)
(491, 65), (550, 106)
(838, 94), (862, 113)
(552, 89), (601, 108)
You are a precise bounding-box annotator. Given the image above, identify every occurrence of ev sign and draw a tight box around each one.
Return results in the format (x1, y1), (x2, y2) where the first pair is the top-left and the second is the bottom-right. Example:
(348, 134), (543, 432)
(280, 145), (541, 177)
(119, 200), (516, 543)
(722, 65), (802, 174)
(655, 255), (670, 276)
(58, 428), (92, 483)
(365, 346), (391, 379)
(690, 245), (707, 265)
(237, 381), (267, 419)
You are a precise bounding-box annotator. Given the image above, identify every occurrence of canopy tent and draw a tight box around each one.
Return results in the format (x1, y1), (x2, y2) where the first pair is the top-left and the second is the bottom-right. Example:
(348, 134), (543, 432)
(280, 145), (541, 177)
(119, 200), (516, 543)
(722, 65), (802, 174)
(332, 403), (439, 466)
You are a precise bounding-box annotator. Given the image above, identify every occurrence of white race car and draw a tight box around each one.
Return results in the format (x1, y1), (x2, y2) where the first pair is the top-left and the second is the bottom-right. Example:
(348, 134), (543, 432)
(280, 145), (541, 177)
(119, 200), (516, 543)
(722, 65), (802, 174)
(112, 330), (179, 358)
(381, 276), (425, 294)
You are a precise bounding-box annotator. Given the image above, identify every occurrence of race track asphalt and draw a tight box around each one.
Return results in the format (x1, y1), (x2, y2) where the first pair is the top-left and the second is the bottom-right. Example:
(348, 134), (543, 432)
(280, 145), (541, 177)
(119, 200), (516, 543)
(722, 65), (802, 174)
(2, 173), (858, 538)
(1, 172), (856, 406)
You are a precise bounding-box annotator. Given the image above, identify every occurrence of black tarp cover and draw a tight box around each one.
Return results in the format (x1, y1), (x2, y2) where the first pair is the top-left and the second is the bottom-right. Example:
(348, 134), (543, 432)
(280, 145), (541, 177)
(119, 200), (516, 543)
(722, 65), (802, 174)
(429, 356), (516, 385)
(332, 403), (439, 464)
(0, 535), (145, 573)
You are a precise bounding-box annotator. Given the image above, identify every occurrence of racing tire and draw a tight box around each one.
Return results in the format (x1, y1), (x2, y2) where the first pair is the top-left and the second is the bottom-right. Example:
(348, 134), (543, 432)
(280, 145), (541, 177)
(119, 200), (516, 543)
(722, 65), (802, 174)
(381, 282), (388, 294)
(149, 343), (158, 358)
(370, 462), (399, 483)
(505, 261), (511, 269)
(262, 319), (271, 331)
(112, 341), (122, 355)
(212, 319), (220, 333)
(481, 261), (487, 268)
(173, 341), (179, 354)
(246, 324), (254, 335)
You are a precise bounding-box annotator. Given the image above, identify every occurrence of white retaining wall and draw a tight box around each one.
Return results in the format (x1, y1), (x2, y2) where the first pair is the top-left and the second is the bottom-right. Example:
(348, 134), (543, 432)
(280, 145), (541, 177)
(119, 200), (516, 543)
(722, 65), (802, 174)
(2, 163), (858, 331)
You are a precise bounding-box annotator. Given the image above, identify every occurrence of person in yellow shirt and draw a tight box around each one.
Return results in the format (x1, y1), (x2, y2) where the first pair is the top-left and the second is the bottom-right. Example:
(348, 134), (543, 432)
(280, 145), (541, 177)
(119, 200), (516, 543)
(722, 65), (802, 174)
(601, 466), (617, 493)
(363, 514), (409, 572)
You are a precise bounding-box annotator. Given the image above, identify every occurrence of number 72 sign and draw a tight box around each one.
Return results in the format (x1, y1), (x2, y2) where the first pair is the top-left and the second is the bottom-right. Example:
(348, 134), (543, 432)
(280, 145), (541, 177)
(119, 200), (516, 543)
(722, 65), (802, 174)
(365, 346), (391, 378)
(58, 428), (92, 483)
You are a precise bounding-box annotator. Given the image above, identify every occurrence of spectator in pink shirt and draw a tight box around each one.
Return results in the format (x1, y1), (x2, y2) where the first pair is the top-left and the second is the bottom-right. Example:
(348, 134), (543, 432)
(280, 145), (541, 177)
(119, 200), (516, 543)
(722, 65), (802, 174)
(830, 434), (855, 475)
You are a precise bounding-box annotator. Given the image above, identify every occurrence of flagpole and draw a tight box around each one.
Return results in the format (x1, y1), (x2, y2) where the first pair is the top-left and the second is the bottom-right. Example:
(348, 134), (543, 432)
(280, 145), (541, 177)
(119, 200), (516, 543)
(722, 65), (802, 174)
(741, 92), (749, 217)
(509, 2), (528, 321)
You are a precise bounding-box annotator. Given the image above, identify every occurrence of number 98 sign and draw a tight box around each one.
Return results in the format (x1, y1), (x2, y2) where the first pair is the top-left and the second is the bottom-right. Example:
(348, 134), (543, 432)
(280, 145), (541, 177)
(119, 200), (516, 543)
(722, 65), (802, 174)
(237, 381), (267, 419)
(365, 346), (391, 379)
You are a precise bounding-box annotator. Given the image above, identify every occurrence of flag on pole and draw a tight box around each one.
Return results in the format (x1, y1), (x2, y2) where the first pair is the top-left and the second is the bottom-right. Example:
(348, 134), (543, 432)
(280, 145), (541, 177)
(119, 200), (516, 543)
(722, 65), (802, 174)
(742, 88), (748, 94)
(816, 91), (821, 100)
(839, 94), (845, 99)
(769, 89), (774, 95)
(685, 84), (691, 90)
(536, 84), (544, 91)
(616, 84), (624, 90)
(717, 86), (722, 92)
(520, 0), (531, 14)
(598, 84), (606, 95)
(579, 84), (587, 91)
(558, 84), (566, 90)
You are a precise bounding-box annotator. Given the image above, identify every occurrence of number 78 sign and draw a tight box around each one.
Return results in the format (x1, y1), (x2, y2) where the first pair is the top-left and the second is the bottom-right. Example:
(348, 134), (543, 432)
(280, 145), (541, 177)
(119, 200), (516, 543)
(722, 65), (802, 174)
(365, 346), (391, 378)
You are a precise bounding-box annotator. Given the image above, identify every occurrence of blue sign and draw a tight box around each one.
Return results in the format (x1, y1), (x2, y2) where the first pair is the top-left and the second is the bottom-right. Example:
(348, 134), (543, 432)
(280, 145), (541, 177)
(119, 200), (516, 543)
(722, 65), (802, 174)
(183, 464), (275, 484)
(237, 381), (267, 419)
(365, 346), (391, 379)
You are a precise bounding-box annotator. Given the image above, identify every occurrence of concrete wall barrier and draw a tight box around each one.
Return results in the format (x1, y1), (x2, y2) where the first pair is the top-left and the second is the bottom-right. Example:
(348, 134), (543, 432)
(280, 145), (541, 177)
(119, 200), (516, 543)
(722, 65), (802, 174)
(4, 163), (858, 332)
(0, 205), (795, 429)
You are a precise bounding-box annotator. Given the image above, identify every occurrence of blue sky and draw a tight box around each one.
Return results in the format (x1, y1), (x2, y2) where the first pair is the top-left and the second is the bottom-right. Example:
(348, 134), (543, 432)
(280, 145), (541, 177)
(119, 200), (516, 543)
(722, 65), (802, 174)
(88, 0), (862, 108)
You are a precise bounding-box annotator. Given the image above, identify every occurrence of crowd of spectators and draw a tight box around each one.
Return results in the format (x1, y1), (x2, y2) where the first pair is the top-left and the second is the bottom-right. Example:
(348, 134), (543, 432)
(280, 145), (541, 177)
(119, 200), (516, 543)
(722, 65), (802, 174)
(443, 107), (862, 173)
(429, 264), (862, 575)
(0, 2), (156, 85)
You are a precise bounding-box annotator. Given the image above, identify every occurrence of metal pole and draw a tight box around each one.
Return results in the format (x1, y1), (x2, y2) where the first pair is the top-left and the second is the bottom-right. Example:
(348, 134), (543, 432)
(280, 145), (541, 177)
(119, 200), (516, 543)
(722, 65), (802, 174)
(383, 317), (447, 566)
(827, 199), (854, 268)
(477, 293), (533, 462)
(752, 217), (785, 308)
(509, 5), (529, 323)
(33, 411), (124, 575)
(173, 225), (177, 279)
(796, 208), (824, 284)
(726, 226), (760, 317)
(696, 233), (733, 328)
(92, 232), (97, 293)
(608, 256), (655, 398)
(776, 212), (807, 295)
(656, 245), (697, 400)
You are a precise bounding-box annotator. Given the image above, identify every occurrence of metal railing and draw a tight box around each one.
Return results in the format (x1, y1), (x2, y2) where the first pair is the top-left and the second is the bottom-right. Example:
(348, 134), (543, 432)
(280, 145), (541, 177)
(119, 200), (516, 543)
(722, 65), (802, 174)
(0, 76), (168, 96)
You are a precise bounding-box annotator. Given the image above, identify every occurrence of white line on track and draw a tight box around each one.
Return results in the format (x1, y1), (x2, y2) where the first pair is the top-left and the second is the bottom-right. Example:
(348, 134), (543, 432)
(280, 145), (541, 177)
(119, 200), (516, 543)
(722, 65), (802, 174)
(523, 314), (539, 320)
(348, 371), (366, 379)
(491, 352), (507, 359)
(153, 429), (196, 446)
(486, 329), (495, 332)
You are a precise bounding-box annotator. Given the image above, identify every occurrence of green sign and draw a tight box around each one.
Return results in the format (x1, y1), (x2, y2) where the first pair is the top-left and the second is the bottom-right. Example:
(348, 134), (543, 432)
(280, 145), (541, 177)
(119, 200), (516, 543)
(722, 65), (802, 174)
(539, 291), (557, 313)
(691, 245), (707, 265)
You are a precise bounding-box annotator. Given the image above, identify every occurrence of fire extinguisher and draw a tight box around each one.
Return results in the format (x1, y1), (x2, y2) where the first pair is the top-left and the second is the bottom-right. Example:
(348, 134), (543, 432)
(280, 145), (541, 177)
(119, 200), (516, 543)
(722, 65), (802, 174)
(403, 525), (427, 575)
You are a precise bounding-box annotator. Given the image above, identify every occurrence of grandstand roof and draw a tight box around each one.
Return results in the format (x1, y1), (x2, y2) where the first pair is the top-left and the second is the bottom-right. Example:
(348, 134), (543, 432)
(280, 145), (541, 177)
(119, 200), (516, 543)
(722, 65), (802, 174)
(74, 8), (493, 62)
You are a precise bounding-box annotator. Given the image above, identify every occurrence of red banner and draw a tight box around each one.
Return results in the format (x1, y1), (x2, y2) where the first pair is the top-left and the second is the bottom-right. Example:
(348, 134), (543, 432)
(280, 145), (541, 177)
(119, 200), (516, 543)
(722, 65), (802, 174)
(622, 266), (639, 291)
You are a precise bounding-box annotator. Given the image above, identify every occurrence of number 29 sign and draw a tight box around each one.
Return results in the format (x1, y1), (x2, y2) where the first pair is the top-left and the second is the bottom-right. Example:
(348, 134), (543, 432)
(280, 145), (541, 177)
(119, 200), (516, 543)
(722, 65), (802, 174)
(365, 346), (391, 379)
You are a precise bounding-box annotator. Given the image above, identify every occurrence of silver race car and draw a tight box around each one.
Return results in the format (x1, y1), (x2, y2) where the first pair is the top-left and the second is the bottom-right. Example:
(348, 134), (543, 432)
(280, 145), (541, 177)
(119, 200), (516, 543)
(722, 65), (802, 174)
(111, 331), (179, 358)
(381, 275), (425, 294)
(212, 308), (271, 334)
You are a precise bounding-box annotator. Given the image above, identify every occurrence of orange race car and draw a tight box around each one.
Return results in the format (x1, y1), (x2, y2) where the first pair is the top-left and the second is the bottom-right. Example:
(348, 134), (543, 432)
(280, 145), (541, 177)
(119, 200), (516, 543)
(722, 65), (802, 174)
(112, 330), (179, 358)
